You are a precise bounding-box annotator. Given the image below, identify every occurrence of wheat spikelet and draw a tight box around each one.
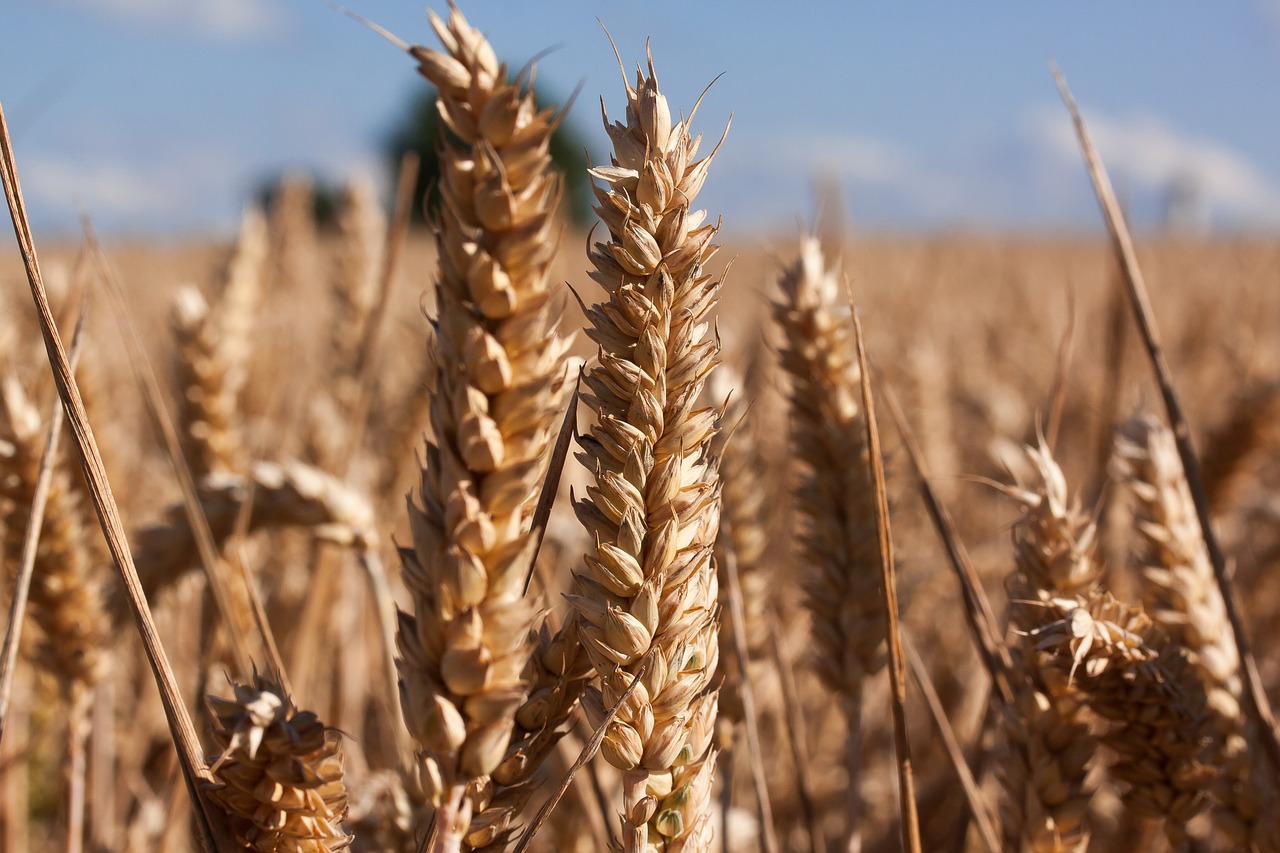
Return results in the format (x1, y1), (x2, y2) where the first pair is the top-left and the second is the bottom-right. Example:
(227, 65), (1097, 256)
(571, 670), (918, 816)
(464, 616), (591, 851)
(1000, 443), (1099, 853)
(1112, 415), (1277, 849)
(205, 676), (351, 852)
(331, 176), (386, 382)
(0, 375), (106, 853)
(267, 174), (319, 296)
(1021, 590), (1215, 844)
(568, 49), (724, 852)
(172, 284), (243, 479)
(774, 238), (883, 695)
(393, 7), (571, 848)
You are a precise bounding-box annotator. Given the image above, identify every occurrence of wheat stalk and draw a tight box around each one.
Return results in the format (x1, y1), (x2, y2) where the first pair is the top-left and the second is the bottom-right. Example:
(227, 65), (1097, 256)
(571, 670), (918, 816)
(205, 676), (352, 852)
(568, 46), (725, 852)
(392, 7), (571, 850)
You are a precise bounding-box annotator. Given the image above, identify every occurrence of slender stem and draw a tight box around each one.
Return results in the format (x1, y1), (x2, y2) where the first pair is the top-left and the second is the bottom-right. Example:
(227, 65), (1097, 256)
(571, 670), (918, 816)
(844, 691), (863, 853)
(719, 524), (780, 853)
(904, 637), (1001, 853)
(356, 545), (415, 773)
(64, 687), (91, 853)
(621, 770), (650, 853)
(852, 309), (922, 853)
(430, 782), (468, 853)
(767, 609), (825, 853)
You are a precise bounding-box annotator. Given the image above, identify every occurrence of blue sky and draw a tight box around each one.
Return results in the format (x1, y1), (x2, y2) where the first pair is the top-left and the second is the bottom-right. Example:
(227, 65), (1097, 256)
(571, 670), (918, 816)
(5, 1), (1280, 236)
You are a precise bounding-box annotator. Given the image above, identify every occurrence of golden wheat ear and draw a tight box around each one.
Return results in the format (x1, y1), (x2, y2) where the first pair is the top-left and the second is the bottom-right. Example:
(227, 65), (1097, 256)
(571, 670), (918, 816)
(569, 47), (726, 852)
(391, 5), (572, 850)
(205, 676), (352, 852)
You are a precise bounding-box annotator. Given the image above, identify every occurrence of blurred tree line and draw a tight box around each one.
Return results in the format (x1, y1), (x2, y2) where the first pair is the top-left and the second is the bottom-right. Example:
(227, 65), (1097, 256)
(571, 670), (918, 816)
(257, 83), (593, 229)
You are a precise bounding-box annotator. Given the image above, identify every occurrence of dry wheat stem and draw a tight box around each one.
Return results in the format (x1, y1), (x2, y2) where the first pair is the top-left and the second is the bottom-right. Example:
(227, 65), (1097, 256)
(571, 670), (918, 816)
(852, 309), (922, 853)
(0, 102), (237, 852)
(393, 7), (572, 850)
(569, 44), (725, 852)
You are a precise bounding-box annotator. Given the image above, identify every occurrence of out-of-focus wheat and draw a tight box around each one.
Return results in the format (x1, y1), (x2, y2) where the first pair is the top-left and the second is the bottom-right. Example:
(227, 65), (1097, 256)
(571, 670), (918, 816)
(774, 236), (882, 848)
(1001, 444), (1099, 853)
(1113, 415), (1277, 849)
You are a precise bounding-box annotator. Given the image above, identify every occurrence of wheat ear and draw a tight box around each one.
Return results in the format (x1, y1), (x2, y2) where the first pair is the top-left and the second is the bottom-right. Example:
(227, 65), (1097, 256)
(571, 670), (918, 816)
(0, 376), (107, 700)
(999, 443), (1099, 853)
(1112, 415), (1276, 848)
(0, 375), (107, 853)
(330, 177), (386, 386)
(1021, 591), (1215, 844)
(205, 676), (352, 851)
(216, 206), (267, 406)
(393, 7), (570, 850)
(772, 236), (881, 850)
(568, 48), (724, 852)
(172, 284), (244, 479)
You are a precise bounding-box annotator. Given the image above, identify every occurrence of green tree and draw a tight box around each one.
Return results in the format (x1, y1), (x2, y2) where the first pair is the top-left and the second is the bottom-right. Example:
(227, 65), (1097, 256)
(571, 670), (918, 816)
(385, 83), (594, 227)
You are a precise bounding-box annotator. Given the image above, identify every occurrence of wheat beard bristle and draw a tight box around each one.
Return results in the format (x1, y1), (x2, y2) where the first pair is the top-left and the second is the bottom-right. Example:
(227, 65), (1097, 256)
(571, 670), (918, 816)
(392, 6), (571, 851)
(568, 51), (724, 852)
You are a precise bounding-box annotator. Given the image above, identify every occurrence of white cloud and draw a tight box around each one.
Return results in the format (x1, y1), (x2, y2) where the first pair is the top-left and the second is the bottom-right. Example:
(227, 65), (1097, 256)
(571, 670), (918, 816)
(23, 155), (181, 217)
(1026, 105), (1280, 226)
(72, 0), (286, 40)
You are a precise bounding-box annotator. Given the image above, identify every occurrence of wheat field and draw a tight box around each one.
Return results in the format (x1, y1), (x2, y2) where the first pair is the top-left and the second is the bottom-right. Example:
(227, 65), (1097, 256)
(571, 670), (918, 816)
(2, 5), (1280, 853)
